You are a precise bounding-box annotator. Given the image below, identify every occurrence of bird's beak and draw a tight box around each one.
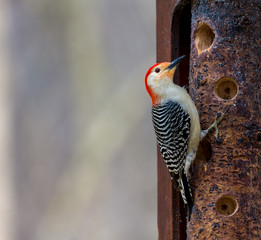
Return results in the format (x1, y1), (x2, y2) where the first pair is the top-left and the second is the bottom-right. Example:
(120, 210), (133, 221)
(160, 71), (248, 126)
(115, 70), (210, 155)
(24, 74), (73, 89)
(165, 55), (185, 71)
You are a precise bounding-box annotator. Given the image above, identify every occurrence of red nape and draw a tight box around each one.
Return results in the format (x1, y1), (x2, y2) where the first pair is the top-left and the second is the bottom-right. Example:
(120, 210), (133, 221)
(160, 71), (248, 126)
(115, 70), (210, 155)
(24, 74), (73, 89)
(144, 63), (162, 106)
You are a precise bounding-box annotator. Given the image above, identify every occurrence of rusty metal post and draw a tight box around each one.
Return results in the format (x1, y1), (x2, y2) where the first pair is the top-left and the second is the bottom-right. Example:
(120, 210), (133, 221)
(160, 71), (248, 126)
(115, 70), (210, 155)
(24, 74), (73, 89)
(188, 0), (261, 239)
(157, 0), (190, 239)
(156, 2), (183, 239)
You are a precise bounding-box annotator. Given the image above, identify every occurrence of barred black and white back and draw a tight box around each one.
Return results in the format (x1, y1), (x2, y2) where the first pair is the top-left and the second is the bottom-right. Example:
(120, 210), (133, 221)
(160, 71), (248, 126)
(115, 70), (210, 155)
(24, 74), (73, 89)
(152, 100), (193, 213)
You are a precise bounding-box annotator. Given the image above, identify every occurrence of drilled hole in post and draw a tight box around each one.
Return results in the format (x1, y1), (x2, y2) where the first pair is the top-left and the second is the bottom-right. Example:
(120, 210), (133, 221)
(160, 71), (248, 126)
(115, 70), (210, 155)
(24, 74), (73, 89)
(195, 22), (215, 54)
(194, 140), (212, 166)
(216, 195), (238, 216)
(214, 77), (238, 100)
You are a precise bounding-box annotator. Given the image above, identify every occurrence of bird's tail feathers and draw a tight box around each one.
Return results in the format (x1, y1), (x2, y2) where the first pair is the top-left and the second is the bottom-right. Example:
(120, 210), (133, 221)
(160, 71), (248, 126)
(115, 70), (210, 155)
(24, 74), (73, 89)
(180, 171), (193, 219)
(170, 171), (193, 219)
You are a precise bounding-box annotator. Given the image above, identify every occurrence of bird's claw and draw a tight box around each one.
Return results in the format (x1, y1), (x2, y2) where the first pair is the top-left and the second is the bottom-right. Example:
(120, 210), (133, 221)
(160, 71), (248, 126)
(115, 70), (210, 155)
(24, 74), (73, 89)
(214, 112), (226, 141)
(205, 112), (226, 141)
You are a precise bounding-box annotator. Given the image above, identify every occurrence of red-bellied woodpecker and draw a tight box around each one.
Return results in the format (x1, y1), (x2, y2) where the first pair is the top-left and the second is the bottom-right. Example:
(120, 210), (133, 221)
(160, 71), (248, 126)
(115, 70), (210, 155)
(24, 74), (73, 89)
(145, 56), (224, 217)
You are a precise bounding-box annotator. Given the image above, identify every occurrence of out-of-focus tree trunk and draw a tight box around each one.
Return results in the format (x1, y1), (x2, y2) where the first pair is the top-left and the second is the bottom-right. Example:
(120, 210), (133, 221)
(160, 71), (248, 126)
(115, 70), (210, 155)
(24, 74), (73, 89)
(3, 1), (157, 240)
(0, 1), (14, 240)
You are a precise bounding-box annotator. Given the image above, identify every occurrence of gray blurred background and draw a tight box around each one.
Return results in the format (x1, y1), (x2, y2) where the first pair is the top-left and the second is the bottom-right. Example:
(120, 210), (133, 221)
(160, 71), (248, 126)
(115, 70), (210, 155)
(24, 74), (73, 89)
(0, 0), (157, 239)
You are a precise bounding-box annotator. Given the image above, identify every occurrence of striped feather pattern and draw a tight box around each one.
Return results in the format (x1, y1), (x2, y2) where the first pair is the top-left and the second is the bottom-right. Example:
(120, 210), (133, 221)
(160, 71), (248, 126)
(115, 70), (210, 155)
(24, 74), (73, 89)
(152, 100), (193, 214)
(152, 100), (190, 174)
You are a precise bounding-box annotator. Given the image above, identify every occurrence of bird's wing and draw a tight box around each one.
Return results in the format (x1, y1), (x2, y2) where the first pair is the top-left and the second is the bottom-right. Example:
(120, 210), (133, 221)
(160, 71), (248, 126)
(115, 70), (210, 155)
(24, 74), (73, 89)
(152, 100), (193, 212)
(152, 100), (190, 175)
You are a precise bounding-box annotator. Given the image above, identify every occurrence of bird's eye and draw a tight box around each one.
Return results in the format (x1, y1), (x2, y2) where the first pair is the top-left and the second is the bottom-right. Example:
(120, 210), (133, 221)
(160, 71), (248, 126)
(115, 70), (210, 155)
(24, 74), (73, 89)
(155, 68), (160, 73)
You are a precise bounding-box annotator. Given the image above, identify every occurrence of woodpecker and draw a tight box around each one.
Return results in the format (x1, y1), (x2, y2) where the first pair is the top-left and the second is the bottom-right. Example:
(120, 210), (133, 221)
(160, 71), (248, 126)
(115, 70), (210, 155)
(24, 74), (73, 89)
(145, 56), (224, 217)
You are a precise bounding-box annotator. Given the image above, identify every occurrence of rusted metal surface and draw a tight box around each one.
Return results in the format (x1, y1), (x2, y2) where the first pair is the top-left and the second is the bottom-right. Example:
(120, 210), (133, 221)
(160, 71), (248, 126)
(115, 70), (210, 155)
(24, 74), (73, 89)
(188, 0), (261, 239)
(157, 0), (190, 239)
(156, 2), (179, 239)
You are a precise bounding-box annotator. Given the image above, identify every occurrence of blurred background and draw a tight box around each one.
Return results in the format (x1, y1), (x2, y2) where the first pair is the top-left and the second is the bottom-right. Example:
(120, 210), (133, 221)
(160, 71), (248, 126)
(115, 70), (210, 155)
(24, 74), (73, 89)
(0, 0), (157, 239)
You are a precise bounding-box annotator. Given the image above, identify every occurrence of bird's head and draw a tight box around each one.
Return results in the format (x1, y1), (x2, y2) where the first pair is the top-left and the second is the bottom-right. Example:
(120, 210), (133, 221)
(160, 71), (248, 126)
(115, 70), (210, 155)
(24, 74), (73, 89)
(145, 55), (185, 105)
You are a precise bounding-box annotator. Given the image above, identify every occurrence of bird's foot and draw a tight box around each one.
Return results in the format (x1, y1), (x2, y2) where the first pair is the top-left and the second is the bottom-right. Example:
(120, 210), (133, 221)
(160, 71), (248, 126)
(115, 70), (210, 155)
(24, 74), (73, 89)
(200, 112), (226, 141)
